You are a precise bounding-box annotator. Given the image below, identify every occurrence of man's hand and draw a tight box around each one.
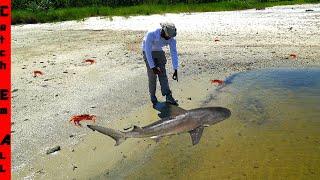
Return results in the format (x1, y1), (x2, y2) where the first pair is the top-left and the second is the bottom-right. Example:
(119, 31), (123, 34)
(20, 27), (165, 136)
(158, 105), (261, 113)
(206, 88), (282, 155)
(152, 67), (162, 75)
(172, 70), (178, 82)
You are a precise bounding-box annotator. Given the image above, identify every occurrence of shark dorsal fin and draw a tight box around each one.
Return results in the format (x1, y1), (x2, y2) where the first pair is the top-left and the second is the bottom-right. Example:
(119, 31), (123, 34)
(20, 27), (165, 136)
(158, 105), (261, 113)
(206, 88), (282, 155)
(168, 104), (187, 116)
(157, 103), (188, 118)
(189, 126), (204, 145)
(132, 125), (143, 132)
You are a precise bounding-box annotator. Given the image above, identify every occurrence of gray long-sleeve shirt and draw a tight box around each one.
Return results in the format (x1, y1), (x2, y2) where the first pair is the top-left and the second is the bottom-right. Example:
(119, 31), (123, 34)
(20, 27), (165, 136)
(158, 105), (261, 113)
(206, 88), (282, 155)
(142, 28), (179, 70)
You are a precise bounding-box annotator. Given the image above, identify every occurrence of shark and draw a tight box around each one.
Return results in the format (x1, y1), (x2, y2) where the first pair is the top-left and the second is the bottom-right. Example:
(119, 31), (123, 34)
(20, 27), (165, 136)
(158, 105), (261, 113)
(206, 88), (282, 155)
(87, 103), (231, 146)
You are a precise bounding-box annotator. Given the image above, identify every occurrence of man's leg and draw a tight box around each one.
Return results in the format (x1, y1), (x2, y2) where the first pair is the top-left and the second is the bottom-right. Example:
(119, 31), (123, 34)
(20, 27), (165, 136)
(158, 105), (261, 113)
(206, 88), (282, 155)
(158, 64), (172, 96)
(143, 52), (158, 104)
(154, 51), (171, 96)
(155, 52), (178, 105)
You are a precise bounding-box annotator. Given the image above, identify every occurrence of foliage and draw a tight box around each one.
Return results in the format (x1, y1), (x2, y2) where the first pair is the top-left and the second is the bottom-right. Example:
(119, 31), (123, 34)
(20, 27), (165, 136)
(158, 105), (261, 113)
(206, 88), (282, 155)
(12, 0), (320, 24)
(13, 0), (319, 10)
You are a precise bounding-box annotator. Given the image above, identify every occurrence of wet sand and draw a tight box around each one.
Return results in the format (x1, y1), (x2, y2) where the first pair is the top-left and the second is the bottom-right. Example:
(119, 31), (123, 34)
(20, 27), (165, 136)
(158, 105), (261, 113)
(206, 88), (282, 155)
(12, 4), (320, 179)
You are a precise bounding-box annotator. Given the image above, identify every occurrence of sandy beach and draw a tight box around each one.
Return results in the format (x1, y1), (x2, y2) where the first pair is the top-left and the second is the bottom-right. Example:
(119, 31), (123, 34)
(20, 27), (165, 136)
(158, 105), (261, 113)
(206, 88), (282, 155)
(12, 4), (320, 179)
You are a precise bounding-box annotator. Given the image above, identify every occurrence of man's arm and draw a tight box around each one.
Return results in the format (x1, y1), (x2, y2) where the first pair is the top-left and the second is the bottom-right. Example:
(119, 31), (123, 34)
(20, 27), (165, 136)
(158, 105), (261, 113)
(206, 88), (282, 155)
(169, 39), (179, 70)
(144, 32), (155, 69)
(169, 39), (179, 81)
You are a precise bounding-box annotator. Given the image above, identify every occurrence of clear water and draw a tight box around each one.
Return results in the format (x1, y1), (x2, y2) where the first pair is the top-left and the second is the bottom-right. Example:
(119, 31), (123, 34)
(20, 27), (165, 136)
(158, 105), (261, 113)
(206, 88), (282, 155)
(101, 68), (320, 179)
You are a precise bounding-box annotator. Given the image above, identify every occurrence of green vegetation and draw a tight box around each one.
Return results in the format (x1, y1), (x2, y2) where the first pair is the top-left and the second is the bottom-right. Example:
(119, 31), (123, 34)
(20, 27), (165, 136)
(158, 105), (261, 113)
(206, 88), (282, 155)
(12, 0), (320, 24)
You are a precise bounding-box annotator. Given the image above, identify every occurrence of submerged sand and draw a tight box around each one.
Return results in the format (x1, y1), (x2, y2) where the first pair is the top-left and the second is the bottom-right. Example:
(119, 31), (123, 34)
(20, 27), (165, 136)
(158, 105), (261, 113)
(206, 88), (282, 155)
(12, 4), (320, 179)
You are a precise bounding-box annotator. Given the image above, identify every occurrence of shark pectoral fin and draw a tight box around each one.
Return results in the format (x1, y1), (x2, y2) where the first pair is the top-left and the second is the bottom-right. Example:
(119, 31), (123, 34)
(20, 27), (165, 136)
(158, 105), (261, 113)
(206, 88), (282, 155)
(151, 136), (163, 143)
(189, 126), (204, 145)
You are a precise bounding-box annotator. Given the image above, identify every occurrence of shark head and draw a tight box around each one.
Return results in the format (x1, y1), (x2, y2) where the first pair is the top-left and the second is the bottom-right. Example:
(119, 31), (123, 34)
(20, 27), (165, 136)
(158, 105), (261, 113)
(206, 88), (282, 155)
(200, 107), (231, 126)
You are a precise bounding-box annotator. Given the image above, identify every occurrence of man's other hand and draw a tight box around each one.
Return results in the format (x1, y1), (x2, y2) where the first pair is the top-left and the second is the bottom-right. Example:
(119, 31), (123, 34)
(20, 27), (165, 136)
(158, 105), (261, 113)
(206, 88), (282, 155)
(172, 70), (178, 82)
(152, 67), (162, 74)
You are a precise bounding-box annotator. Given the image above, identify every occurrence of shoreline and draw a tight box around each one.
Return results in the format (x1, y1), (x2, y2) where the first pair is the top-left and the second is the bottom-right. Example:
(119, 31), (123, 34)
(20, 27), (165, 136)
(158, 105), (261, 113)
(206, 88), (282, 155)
(14, 66), (320, 179)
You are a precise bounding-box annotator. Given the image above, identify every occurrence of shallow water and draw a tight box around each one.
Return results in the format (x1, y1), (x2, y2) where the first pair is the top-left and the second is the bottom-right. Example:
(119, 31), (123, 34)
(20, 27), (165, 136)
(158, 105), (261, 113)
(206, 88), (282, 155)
(97, 68), (320, 179)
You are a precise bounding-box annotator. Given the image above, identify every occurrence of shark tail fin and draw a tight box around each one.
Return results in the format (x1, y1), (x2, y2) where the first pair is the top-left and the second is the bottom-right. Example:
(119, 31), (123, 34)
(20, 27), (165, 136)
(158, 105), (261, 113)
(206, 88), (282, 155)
(87, 125), (126, 146)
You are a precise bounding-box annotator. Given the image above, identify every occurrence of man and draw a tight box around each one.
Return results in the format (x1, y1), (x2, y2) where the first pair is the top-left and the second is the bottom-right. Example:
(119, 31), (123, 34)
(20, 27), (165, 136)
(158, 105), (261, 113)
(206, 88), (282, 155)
(142, 22), (179, 107)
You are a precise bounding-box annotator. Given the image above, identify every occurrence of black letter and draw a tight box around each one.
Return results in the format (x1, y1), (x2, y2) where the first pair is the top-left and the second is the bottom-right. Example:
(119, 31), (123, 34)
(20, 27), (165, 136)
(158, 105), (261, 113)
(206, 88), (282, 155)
(0, 108), (7, 114)
(0, 152), (5, 159)
(0, 61), (5, 70)
(1, 134), (10, 145)
(0, 6), (9, 16)
(0, 165), (5, 173)
(0, 36), (4, 44)
(0, 24), (5, 31)
(0, 89), (8, 100)
(0, 50), (4, 57)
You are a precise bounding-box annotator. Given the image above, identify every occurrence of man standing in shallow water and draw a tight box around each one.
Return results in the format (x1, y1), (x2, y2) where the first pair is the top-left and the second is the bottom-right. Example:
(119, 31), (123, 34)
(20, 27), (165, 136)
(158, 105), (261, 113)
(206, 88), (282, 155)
(142, 22), (179, 107)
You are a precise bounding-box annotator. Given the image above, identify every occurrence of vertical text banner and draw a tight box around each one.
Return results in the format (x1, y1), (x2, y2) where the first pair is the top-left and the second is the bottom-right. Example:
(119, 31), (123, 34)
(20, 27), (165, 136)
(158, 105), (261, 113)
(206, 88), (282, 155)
(0, 0), (11, 179)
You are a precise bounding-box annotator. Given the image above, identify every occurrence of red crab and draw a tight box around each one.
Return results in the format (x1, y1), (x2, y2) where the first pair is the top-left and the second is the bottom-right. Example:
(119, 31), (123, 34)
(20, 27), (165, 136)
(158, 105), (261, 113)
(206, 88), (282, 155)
(211, 79), (224, 85)
(289, 53), (297, 59)
(33, 70), (44, 77)
(83, 59), (96, 64)
(70, 114), (96, 126)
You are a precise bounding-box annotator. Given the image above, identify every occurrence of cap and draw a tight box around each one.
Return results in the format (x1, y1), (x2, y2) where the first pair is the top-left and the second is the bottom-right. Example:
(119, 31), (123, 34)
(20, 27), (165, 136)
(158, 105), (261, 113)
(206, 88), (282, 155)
(160, 22), (177, 38)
